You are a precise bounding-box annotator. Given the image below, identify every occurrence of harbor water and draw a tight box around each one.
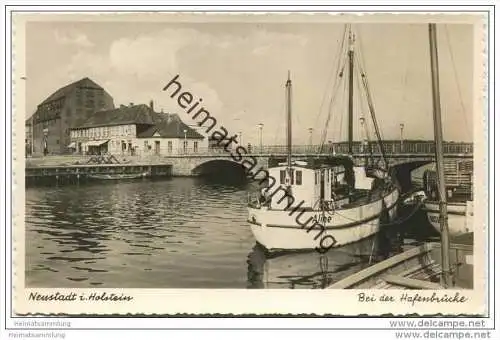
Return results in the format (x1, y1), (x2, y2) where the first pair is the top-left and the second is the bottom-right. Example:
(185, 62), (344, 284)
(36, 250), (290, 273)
(25, 177), (429, 288)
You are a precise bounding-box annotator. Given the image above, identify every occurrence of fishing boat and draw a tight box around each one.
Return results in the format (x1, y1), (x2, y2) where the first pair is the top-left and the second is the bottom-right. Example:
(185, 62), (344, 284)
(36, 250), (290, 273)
(422, 163), (474, 237)
(247, 26), (400, 252)
(327, 23), (473, 289)
(88, 172), (148, 180)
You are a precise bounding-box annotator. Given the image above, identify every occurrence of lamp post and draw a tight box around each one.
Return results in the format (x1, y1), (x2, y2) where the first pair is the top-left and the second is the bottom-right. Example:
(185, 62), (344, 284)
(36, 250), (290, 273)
(239, 131), (243, 146)
(359, 117), (366, 153)
(183, 129), (187, 154)
(400, 123), (404, 152)
(308, 127), (313, 152)
(257, 123), (264, 154)
(43, 127), (48, 156)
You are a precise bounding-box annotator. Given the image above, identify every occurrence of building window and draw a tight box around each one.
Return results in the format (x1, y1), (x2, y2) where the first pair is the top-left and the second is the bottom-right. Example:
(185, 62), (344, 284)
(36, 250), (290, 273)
(280, 170), (286, 184)
(315, 172), (318, 185)
(56, 139), (59, 144)
(193, 141), (198, 153)
(167, 141), (172, 154)
(183, 140), (188, 153)
(296, 170), (302, 185)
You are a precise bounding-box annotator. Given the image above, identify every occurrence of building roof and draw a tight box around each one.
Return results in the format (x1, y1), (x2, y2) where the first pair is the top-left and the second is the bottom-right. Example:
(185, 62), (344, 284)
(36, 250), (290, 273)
(77, 104), (156, 129)
(137, 113), (204, 139)
(40, 77), (104, 105)
(76, 104), (204, 139)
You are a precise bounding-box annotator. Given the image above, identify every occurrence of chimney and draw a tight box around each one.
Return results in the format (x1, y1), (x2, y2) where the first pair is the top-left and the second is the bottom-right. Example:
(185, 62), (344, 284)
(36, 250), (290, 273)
(149, 100), (154, 111)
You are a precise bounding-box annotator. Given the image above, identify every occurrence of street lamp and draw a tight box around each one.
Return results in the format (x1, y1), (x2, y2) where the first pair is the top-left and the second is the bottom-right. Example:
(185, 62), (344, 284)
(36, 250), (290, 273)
(359, 117), (366, 153)
(43, 127), (48, 156)
(257, 123), (264, 154)
(183, 129), (187, 154)
(400, 123), (404, 152)
(239, 131), (243, 145)
(308, 127), (313, 152)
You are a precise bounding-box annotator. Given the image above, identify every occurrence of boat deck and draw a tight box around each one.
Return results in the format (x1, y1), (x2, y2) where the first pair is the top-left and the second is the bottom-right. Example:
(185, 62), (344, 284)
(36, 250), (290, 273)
(328, 233), (473, 289)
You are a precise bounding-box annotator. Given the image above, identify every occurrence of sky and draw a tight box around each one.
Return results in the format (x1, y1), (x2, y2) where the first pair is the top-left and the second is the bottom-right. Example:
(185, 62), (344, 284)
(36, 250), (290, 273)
(25, 18), (475, 144)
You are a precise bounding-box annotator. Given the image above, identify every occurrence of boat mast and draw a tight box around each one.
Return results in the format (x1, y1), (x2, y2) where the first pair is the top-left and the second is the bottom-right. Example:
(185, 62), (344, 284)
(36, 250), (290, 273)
(286, 71), (292, 174)
(347, 29), (355, 155)
(428, 23), (452, 287)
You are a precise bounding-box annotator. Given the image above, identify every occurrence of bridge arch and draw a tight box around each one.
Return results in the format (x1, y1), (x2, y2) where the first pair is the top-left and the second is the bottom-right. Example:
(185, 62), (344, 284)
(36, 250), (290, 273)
(191, 159), (248, 180)
(390, 160), (434, 192)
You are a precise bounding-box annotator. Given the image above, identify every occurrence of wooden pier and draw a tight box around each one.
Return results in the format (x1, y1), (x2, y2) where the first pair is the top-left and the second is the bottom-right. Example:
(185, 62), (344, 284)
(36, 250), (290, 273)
(25, 163), (172, 186)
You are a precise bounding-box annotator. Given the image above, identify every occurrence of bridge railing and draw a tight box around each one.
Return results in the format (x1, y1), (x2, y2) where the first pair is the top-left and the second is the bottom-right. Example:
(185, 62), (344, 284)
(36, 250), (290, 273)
(25, 141), (473, 160)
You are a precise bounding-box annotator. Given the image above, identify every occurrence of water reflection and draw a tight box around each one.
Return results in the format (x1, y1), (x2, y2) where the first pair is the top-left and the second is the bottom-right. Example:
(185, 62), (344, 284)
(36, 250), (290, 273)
(26, 176), (411, 288)
(26, 178), (255, 288)
(246, 230), (398, 289)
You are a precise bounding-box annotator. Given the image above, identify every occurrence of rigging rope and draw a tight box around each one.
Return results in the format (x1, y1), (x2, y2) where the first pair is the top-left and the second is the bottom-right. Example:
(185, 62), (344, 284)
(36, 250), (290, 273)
(318, 56), (348, 152)
(317, 26), (350, 153)
(355, 66), (373, 152)
(444, 25), (472, 141)
(338, 68), (348, 145)
(355, 44), (388, 170)
(314, 25), (348, 135)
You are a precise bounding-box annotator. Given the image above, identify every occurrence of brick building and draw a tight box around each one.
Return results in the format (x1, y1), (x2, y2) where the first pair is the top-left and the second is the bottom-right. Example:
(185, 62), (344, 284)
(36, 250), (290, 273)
(29, 77), (114, 155)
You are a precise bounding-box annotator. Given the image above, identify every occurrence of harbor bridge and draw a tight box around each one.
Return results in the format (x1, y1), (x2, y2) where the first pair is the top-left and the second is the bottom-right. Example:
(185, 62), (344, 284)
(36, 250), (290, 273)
(26, 140), (473, 190)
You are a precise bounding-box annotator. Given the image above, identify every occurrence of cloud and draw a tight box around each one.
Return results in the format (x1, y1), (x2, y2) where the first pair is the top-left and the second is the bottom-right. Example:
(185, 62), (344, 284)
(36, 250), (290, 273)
(55, 27), (308, 115)
(54, 31), (94, 48)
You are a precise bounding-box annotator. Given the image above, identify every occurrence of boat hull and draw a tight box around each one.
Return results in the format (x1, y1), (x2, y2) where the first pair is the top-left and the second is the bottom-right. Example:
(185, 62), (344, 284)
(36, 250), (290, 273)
(423, 200), (474, 237)
(248, 187), (399, 251)
(88, 172), (148, 180)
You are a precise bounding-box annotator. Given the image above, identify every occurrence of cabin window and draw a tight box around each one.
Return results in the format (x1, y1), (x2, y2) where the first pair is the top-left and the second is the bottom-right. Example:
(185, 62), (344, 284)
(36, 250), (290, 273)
(280, 170), (286, 184)
(296, 170), (302, 185)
